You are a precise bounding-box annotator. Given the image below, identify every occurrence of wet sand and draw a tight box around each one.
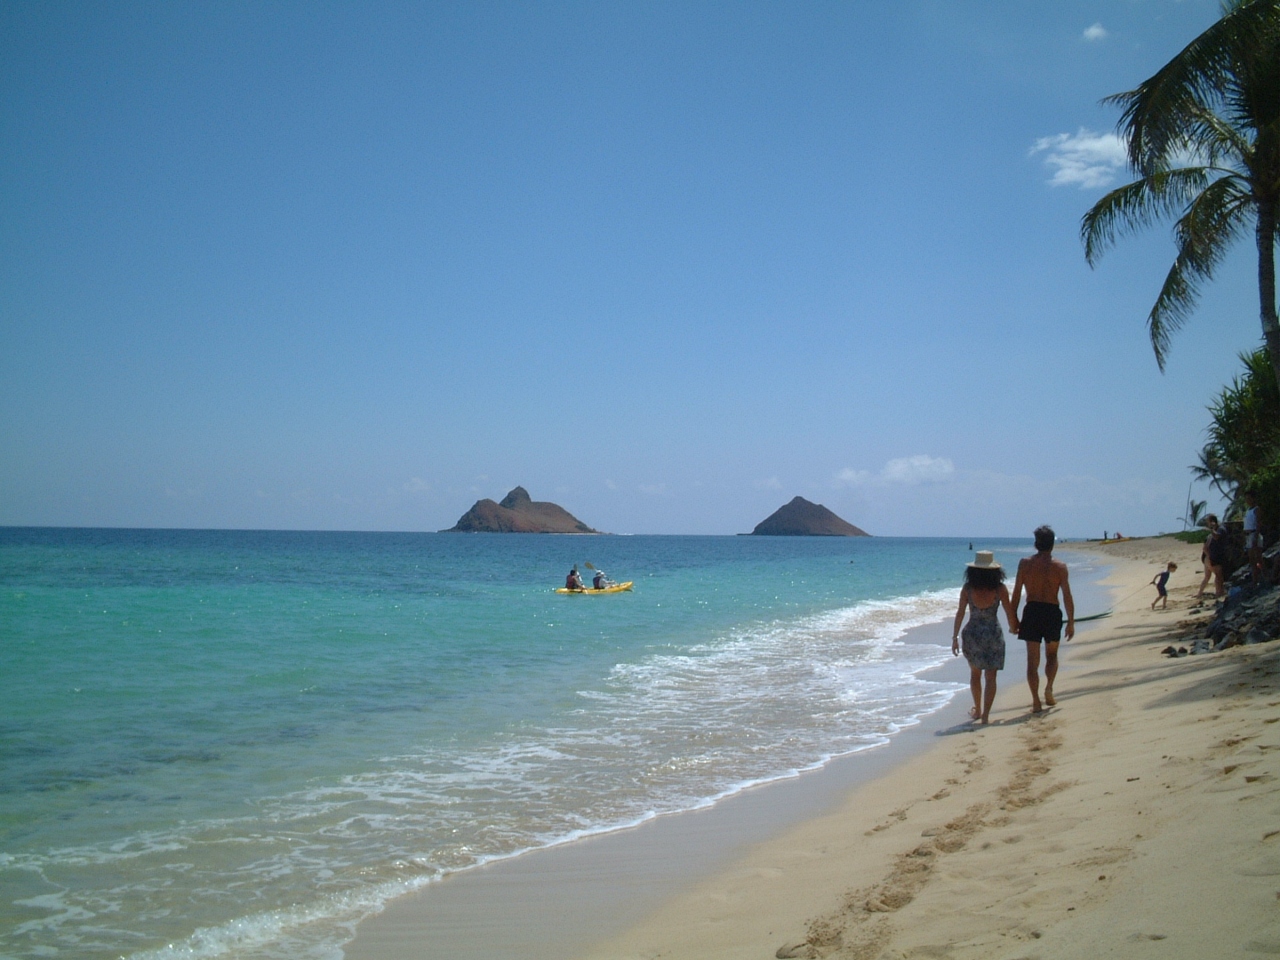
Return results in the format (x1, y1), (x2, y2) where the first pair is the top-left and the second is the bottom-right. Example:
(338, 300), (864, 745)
(349, 537), (1280, 959)
(572, 536), (1280, 959)
(344, 615), (977, 960)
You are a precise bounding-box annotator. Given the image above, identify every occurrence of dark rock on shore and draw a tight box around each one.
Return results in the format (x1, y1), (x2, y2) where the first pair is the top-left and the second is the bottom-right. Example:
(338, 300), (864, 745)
(1193, 583), (1279, 652)
(751, 497), (870, 537)
(444, 486), (599, 534)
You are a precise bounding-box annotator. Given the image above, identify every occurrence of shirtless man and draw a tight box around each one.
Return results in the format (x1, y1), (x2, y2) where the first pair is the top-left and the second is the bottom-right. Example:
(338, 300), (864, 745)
(1011, 525), (1075, 713)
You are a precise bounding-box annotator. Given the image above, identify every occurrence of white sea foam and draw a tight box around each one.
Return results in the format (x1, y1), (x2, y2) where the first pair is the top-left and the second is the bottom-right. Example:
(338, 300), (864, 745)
(7, 584), (966, 960)
(110, 588), (964, 960)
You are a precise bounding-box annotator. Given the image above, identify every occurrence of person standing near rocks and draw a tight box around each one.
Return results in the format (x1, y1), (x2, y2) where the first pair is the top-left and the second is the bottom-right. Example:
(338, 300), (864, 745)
(1244, 489), (1264, 584)
(1199, 515), (1225, 599)
(1011, 525), (1075, 713)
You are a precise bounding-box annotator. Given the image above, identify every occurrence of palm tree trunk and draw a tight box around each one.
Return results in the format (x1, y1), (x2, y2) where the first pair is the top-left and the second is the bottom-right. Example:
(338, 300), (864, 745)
(1260, 200), (1280, 393)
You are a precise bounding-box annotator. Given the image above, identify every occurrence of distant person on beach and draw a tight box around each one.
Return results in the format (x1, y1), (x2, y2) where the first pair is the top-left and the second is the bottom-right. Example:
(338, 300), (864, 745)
(565, 567), (584, 591)
(1244, 489), (1264, 583)
(1199, 515), (1225, 598)
(1150, 562), (1177, 609)
(952, 551), (1019, 725)
(1011, 525), (1075, 713)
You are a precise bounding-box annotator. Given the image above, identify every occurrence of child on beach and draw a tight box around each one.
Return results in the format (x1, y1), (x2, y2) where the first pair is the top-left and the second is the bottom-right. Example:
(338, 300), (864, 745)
(1151, 562), (1177, 609)
(952, 551), (1019, 725)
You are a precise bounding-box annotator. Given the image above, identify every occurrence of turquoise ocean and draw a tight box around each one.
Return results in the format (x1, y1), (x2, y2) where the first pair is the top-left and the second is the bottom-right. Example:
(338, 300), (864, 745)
(0, 530), (1102, 960)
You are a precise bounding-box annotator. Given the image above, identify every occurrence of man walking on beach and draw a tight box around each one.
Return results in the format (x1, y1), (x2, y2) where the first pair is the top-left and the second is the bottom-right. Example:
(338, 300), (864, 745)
(1011, 525), (1074, 713)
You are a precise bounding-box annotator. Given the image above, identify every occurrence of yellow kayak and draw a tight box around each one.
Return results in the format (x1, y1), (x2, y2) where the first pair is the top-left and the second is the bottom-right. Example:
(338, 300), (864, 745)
(554, 581), (634, 594)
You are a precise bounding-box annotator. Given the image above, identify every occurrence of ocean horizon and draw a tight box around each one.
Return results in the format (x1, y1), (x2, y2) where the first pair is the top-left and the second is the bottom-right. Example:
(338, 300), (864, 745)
(0, 528), (1103, 960)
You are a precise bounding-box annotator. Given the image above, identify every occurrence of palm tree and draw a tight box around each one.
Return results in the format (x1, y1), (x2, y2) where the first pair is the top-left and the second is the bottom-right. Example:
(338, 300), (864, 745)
(1081, 0), (1280, 390)
(1189, 498), (1209, 527)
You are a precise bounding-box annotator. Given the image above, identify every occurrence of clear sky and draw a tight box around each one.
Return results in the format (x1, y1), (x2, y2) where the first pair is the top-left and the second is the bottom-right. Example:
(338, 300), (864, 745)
(0, 1), (1266, 536)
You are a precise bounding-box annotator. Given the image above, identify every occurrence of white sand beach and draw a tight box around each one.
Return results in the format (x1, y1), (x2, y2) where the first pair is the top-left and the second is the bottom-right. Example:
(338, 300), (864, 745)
(349, 535), (1280, 959)
(565, 536), (1280, 959)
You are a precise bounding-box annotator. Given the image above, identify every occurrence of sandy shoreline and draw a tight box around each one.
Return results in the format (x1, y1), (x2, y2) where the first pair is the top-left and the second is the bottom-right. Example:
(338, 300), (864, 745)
(345, 615), (983, 960)
(348, 537), (1280, 959)
(571, 537), (1280, 959)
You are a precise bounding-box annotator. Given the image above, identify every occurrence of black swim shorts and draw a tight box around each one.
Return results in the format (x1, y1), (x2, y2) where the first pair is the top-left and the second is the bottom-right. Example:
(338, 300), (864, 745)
(1018, 601), (1063, 643)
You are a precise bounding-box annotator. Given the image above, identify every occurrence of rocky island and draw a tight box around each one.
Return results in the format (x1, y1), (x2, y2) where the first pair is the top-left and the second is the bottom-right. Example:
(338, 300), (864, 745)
(751, 496), (870, 536)
(443, 486), (600, 534)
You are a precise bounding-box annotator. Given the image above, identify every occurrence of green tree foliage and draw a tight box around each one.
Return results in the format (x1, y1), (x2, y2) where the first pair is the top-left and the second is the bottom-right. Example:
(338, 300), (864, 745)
(1194, 348), (1280, 531)
(1081, 0), (1280, 390)
(1189, 498), (1209, 526)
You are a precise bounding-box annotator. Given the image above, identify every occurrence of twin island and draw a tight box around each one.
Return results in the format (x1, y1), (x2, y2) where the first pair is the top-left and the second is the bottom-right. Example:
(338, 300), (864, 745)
(443, 488), (870, 536)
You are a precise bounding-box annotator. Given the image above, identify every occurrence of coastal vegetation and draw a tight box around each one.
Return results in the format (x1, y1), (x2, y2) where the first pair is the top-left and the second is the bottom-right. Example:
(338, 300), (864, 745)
(1195, 347), (1280, 530)
(1081, 0), (1280, 390)
(1080, 0), (1280, 553)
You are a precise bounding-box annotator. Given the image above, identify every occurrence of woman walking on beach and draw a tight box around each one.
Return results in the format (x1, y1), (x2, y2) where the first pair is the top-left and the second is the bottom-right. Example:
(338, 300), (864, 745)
(952, 552), (1019, 725)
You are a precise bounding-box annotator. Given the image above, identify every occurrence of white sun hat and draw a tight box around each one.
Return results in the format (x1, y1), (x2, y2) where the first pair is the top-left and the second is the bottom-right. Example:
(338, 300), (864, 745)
(967, 550), (1002, 569)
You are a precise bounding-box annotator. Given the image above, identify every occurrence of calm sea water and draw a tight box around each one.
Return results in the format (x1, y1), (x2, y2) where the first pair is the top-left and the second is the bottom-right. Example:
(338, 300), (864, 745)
(0, 529), (1081, 960)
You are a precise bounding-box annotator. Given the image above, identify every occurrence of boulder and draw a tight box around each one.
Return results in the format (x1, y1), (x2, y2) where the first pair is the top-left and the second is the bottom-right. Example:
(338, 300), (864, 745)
(1197, 584), (1280, 654)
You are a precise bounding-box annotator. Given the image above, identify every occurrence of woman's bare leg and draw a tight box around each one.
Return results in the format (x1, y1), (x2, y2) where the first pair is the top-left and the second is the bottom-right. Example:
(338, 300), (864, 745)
(981, 669), (998, 724)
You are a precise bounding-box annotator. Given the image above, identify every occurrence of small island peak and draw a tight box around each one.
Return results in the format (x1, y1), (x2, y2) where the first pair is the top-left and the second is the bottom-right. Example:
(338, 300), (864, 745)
(751, 497), (869, 537)
(444, 487), (599, 534)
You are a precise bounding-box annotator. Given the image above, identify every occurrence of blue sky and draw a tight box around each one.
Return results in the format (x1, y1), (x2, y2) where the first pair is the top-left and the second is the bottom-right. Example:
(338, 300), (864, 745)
(0, 0), (1267, 536)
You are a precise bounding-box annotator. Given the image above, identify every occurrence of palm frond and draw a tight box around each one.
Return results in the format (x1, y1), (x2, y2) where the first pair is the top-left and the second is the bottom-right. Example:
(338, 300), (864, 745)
(1181, 103), (1256, 166)
(1227, 15), (1280, 133)
(1148, 177), (1254, 366)
(1081, 168), (1212, 265)
(1109, 0), (1280, 173)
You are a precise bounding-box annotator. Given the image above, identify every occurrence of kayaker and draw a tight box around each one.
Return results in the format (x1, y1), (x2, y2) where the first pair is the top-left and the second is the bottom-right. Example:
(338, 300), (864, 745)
(565, 567), (584, 590)
(593, 569), (608, 589)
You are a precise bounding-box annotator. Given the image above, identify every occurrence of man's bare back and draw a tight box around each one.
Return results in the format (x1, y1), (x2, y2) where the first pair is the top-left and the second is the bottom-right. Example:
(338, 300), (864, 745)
(1011, 527), (1075, 712)
(1012, 552), (1074, 626)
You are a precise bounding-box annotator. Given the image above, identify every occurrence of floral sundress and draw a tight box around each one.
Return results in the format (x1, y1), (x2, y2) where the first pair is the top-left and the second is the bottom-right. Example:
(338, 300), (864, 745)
(961, 596), (1006, 670)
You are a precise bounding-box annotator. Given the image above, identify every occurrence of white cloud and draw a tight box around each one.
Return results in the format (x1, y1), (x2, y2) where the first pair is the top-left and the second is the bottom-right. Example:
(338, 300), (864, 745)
(1029, 128), (1127, 189)
(1083, 22), (1108, 42)
(638, 483), (668, 496)
(835, 455), (954, 487)
(835, 468), (872, 487)
(882, 455), (955, 484)
(402, 477), (430, 494)
(755, 476), (783, 491)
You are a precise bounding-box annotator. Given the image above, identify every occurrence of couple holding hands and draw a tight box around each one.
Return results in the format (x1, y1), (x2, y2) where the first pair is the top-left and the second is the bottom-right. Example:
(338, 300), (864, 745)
(951, 526), (1075, 724)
